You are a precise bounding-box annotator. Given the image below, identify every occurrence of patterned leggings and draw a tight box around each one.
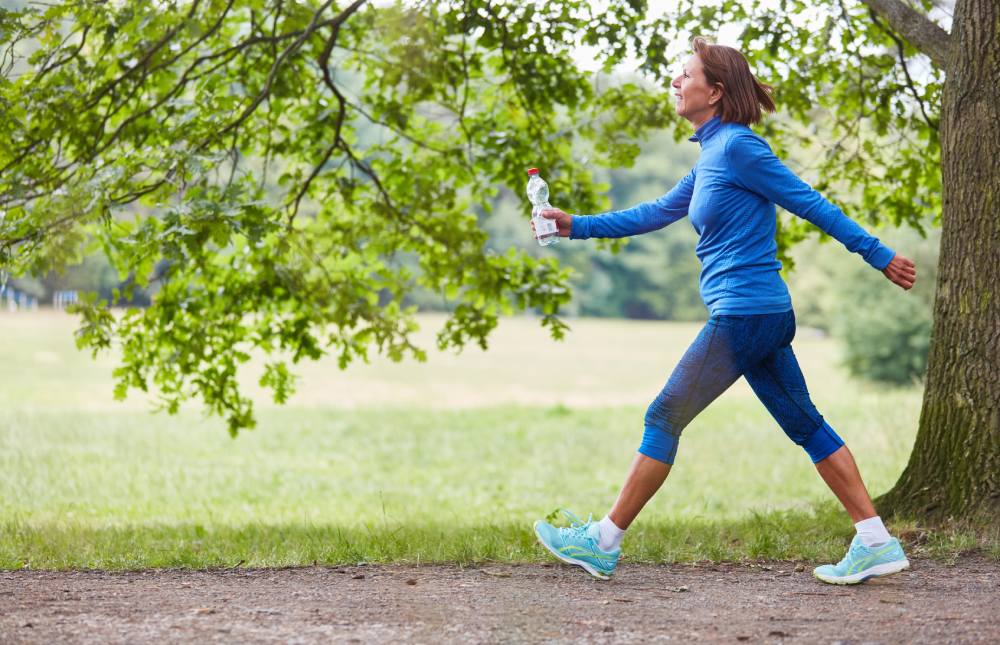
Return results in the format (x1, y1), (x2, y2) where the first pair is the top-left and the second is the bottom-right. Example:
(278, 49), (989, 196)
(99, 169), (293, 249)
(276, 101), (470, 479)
(639, 309), (844, 464)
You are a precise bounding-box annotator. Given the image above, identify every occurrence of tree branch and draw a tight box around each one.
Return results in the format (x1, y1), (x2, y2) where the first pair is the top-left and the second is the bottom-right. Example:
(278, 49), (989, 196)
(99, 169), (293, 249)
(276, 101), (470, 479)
(217, 0), (350, 140)
(286, 0), (368, 226)
(860, 0), (951, 70)
(85, 0), (203, 110)
(35, 23), (89, 81)
(867, 8), (939, 131)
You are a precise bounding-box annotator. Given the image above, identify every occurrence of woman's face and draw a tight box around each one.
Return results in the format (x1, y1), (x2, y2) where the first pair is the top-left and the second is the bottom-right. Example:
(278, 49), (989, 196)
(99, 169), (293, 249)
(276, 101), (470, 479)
(671, 54), (722, 127)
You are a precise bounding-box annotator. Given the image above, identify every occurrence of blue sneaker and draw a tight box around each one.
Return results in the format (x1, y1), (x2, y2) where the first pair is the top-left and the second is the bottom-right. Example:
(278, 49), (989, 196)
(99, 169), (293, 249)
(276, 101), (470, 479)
(533, 510), (620, 580)
(813, 535), (910, 585)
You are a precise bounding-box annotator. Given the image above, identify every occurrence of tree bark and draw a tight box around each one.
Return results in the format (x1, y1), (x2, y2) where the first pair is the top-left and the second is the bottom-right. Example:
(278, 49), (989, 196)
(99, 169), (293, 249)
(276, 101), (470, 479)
(861, 0), (952, 69)
(875, 0), (1000, 524)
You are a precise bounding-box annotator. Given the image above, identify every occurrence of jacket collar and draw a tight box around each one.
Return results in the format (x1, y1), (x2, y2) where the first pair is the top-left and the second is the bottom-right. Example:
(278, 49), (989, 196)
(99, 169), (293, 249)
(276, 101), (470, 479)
(688, 115), (723, 145)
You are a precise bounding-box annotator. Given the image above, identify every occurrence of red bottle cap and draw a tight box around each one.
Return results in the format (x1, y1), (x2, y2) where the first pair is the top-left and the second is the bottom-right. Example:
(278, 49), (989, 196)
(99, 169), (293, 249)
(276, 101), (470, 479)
(527, 168), (539, 175)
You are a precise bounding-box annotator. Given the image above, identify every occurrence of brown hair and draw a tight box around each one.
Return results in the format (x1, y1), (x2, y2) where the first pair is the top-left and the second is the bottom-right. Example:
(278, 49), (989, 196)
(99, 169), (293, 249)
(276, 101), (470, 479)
(691, 37), (775, 125)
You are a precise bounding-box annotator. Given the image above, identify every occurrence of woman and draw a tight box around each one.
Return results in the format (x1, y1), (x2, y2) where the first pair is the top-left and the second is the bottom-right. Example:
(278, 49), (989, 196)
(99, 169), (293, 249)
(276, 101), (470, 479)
(532, 37), (918, 585)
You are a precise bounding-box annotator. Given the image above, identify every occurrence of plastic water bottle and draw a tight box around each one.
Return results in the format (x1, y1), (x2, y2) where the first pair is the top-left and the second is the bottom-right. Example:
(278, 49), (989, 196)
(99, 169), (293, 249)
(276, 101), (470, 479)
(527, 168), (559, 246)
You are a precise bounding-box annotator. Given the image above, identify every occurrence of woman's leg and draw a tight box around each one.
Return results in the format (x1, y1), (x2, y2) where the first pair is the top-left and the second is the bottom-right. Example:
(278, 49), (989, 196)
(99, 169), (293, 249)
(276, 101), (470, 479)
(609, 317), (746, 529)
(742, 320), (878, 522)
(814, 445), (878, 523)
(742, 324), (912, 583)
(607, 454), (671, 530)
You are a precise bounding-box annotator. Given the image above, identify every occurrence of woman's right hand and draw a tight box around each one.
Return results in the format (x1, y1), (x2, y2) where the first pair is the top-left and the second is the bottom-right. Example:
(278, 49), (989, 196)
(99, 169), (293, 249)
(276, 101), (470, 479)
(532, 208), (573, 237)
(882, 254), (917, 290)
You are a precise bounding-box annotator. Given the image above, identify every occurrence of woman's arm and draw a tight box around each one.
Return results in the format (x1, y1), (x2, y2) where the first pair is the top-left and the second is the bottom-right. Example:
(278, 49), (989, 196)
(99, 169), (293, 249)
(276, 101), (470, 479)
(563, 168), (697, 239)
(725, 133), (896, 271)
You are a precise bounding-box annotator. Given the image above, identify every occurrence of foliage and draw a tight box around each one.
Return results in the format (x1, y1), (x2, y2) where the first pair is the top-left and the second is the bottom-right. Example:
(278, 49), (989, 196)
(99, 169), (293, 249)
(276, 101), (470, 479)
(839, 286), (931, 385)
(0, 0), (944, 433)
(835, 227), (937, 385)
(0, 0), (672, 433)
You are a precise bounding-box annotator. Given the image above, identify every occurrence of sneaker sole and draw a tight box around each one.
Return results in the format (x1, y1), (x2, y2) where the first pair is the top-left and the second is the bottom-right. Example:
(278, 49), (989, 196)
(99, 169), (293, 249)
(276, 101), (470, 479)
(533, 520), (612, 580)
(813, 559), (911, 585)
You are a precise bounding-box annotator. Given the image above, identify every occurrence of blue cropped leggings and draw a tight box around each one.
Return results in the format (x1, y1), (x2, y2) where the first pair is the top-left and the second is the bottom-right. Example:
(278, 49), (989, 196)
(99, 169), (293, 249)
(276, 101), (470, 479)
(639, 309), (844, 464)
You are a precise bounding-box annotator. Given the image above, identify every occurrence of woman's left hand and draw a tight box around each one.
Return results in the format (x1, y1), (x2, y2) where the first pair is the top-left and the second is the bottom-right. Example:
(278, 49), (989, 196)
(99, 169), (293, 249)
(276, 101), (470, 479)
(882, 254), (917, 290)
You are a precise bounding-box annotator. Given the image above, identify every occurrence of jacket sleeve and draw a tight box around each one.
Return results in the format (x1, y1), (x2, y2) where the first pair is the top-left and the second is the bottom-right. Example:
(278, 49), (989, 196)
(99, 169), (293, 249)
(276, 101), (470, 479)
(725, 133), (896, 271)
(570, 168), (695, 240)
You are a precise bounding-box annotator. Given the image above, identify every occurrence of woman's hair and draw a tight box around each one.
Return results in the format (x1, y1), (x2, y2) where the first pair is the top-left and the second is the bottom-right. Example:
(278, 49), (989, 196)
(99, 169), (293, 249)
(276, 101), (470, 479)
(691, 37), (775, 125)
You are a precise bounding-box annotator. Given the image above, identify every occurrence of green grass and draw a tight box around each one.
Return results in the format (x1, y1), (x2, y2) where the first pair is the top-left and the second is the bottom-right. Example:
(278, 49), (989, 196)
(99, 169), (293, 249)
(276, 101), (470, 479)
(3, 310), (991, 570)
(2, 506), (857, 570)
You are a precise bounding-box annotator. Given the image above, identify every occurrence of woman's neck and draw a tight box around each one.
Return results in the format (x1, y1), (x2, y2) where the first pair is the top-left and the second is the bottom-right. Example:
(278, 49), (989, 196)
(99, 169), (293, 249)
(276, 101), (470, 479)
(689, 112), (718, 130)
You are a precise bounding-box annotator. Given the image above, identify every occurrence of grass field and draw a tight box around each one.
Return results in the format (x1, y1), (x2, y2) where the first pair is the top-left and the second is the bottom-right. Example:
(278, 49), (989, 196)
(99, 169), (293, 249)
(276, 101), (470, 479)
(3, 310), (987, 570)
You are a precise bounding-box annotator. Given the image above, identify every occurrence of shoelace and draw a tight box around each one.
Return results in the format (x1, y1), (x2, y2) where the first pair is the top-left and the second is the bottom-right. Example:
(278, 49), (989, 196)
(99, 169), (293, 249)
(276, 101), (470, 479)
(557, 509), (595, 540)
(836, 541), (867, 568)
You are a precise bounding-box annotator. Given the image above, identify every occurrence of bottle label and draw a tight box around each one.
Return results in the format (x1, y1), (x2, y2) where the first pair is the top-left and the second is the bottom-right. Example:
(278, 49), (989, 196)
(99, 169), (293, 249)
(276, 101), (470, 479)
(533, 211), (558, 237)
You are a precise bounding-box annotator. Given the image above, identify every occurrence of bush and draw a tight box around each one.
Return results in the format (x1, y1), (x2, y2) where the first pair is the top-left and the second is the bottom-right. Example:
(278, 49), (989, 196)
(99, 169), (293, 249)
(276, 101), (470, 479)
(838, 288), (931, 385)
(833, 226), (938, 385)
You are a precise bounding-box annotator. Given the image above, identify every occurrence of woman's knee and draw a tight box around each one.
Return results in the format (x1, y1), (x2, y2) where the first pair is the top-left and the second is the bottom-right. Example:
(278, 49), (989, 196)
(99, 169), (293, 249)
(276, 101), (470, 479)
(643, 397), (665, 429)
(643, 389), (686, 429)
(638, 425), (680, 464)
(794, 420), (845, 463)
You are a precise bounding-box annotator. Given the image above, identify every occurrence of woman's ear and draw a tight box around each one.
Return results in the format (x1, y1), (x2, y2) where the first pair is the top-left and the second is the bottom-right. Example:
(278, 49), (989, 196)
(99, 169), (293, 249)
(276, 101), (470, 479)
(709, 82), (725, 106)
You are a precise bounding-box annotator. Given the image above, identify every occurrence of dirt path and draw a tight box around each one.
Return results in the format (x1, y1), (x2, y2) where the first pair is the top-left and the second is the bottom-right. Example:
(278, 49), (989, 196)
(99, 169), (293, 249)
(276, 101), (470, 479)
(2, 555), (998, 644)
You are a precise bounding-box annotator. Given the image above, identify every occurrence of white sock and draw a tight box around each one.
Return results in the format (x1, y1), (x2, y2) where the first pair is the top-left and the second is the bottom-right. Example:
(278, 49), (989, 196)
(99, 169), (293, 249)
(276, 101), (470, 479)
(598, 515), (626, 552)
(854, 515), (892, 548)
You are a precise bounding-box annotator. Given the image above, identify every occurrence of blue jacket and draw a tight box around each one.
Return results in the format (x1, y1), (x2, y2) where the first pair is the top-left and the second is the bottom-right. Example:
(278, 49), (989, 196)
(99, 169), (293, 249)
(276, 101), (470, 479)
(570, 116), (896, 316)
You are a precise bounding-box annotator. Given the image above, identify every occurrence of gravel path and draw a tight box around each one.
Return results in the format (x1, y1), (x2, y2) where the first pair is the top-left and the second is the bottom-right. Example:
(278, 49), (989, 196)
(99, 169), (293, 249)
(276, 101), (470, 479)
(2, 554), (998, 643)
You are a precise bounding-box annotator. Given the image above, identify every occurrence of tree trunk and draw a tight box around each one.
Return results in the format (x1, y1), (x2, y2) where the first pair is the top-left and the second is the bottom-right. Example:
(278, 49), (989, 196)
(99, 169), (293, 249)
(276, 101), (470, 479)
(875, 0), (1000, 524)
